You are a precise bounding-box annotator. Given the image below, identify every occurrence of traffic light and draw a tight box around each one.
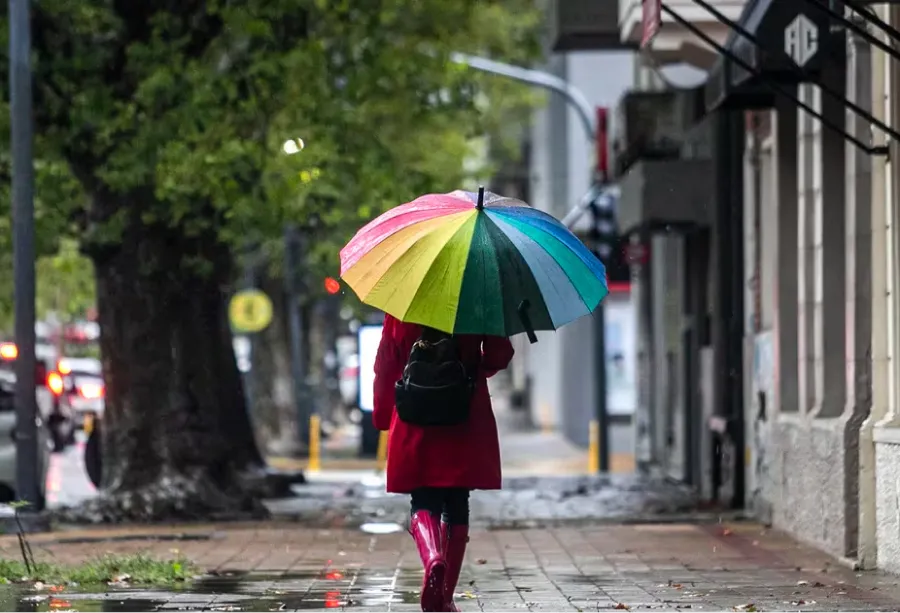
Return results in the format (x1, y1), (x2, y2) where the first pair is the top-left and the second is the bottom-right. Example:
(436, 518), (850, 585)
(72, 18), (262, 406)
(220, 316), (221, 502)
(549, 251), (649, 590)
(324, 277), (341, 295)
(587, 187), (630, 284)
(588, 188), (617, 263)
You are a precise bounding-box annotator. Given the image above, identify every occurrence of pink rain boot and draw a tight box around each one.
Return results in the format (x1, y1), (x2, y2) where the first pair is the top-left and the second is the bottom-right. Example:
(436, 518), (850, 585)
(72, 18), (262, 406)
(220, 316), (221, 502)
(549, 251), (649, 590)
(410, 511), (447, 611)
(441, 522), (469, 612)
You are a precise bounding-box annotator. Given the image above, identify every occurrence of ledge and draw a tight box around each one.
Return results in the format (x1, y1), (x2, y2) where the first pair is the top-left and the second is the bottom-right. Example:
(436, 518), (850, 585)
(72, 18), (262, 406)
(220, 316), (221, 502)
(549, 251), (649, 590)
(873, 425), (900, 445)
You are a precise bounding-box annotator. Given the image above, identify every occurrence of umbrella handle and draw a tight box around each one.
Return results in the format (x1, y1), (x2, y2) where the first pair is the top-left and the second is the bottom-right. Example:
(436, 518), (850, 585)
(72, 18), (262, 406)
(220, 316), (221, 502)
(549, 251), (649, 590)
(518, 300), (538, 344)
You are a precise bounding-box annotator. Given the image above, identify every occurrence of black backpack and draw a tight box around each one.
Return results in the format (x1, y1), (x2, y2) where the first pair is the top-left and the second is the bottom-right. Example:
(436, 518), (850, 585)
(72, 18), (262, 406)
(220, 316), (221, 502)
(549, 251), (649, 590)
(394, 326), (475, 426)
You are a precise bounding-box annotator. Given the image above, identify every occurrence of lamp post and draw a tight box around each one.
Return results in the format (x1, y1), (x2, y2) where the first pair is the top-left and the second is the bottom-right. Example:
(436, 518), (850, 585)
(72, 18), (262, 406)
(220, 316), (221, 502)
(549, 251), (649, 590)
(9, 0), (40, 507)
(282, 138), (314, 451)
(451, 53), (612, 472)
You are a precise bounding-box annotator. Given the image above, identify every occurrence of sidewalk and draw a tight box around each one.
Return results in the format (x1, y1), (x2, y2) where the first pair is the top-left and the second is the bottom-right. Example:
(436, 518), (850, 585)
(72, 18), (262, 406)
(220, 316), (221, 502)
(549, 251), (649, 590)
(4, 521), (900, 611)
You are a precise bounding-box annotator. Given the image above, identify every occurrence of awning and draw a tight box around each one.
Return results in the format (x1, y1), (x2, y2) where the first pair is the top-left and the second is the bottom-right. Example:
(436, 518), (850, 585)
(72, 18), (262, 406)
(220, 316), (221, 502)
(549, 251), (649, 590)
(704, 0), (832, 112)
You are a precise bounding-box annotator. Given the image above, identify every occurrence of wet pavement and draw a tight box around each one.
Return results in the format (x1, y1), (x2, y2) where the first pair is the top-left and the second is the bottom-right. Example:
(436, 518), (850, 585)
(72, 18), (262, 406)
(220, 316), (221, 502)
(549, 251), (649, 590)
(46, 434), (713, 530)
(264, 473), (712, 530)
(2, 522), (900, 611)
(31, 426), (900, 611)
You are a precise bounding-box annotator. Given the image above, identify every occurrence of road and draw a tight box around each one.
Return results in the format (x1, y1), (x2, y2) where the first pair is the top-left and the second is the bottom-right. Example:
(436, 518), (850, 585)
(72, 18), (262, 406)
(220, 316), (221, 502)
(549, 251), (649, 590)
(45, 433), (96, 509)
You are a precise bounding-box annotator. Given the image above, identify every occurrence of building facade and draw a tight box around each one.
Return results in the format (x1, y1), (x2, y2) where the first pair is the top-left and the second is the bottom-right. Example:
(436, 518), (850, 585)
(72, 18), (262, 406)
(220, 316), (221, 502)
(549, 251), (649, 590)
(536, 3), (900, 575)
(639, 0), (900, 573)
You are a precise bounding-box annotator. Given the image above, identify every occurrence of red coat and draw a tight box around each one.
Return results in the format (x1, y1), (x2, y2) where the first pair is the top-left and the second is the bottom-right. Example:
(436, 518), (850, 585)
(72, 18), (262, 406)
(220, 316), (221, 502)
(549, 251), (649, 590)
(372, 314), (514, 493)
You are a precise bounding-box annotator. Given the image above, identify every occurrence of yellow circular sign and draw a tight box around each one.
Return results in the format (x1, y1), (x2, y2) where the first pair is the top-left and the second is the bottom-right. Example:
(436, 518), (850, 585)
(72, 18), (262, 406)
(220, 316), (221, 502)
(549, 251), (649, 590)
(229, 290), (273, 333)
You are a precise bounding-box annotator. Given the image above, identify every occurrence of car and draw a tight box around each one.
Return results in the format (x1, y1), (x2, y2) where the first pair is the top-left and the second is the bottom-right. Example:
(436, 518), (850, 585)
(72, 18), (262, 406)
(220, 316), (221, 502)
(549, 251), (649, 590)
(0, 341), (70, 451)
(55, 357), (104, 433)
(0, 368), (50, 509)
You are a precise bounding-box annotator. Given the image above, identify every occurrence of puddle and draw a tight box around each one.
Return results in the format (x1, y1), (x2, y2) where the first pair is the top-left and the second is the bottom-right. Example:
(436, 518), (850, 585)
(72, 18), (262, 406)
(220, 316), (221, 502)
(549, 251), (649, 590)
(359, 522), (404, 534)
(0, 565), (429, 611)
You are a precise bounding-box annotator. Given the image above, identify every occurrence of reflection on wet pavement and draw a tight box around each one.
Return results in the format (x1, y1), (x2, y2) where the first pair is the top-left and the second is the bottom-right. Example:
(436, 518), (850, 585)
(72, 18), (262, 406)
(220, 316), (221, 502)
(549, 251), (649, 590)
(0, 566), (429, 612)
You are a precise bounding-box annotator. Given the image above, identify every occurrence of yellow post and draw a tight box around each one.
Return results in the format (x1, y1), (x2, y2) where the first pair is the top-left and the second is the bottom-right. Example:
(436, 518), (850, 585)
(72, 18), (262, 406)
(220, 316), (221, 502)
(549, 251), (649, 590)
(376, 430), (388, 471)
(308, 414), (321, 472)
(588, 420), (600, 474)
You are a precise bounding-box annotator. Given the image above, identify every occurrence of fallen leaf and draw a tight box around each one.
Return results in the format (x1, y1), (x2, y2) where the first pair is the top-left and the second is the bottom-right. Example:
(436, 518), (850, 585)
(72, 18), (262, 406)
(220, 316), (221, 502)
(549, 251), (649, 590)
(614, 603), (629, 610)
(733, 605), (757, 612)
(33, 582), (46, 591)
(475, 558), (487, 565)
(797, 580), (809, 586)
(461, 591), (477, 600)
(48, 585), (65, 593)
(722, 529), (733, 536)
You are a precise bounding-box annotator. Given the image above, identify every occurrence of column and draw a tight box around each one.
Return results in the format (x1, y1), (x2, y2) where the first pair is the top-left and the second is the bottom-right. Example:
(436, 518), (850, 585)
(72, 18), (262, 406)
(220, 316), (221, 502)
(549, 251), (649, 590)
(812, 54), (847, 419)
(797, 84), (816, 414)
(775, 95), (799, 414)
(843, 28), (873, 559)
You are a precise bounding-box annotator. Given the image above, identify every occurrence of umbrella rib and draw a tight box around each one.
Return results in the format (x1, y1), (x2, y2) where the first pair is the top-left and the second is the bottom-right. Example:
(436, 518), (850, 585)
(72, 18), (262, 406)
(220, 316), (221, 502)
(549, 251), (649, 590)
(490, 210), (607, 313)
(400, 217), (474, 331)
(486, 213), (590, 329)
(490, 207), (606, 284)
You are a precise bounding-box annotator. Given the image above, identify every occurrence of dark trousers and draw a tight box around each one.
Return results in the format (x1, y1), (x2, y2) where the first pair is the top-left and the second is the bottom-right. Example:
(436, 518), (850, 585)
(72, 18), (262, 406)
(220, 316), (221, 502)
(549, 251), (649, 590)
(410, 487), (470, 525)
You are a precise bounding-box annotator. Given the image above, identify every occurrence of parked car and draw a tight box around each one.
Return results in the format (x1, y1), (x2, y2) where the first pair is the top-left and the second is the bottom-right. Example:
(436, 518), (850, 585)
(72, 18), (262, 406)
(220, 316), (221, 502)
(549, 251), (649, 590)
(56, 357), (104, 434)
(0, 341), (72, 451)
(0, 368), (50, 508)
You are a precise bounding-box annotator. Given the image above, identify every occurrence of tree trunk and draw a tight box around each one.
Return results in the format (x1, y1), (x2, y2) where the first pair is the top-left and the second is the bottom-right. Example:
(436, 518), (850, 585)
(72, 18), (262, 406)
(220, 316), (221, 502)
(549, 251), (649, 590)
(85, 197), (267, 521)
(248, 272), (302, 456)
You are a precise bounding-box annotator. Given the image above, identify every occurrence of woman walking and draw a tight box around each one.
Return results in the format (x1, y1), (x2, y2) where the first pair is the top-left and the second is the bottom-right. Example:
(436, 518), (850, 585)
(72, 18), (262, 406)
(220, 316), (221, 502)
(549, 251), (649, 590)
(373, 313), (514, 612)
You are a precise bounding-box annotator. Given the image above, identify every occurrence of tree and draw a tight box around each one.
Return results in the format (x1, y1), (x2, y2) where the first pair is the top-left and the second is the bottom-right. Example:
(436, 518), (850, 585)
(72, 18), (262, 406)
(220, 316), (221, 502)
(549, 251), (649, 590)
(1, 0), (539, 521)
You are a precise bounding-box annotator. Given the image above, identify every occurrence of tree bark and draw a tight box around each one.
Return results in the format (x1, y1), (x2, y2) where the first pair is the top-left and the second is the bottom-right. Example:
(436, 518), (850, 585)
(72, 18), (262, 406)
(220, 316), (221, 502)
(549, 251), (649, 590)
(83, 197), (267, 521)
(248, 272), (302, 456)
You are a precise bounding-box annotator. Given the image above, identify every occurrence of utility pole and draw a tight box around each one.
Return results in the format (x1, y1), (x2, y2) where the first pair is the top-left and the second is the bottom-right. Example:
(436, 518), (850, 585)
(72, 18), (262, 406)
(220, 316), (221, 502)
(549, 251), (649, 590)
(9, 0), (40, 507)
(453, 53), (612, 471)
(283, 224), (311, 449)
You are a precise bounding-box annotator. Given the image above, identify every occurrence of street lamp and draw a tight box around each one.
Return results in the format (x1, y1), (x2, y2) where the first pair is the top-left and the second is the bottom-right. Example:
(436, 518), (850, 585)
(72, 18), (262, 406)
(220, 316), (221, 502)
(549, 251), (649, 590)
(450, 52), (613, 472)
(283, 138), (305, 155)
(9, 0), (40, 507)
(282, 140), (313, 451)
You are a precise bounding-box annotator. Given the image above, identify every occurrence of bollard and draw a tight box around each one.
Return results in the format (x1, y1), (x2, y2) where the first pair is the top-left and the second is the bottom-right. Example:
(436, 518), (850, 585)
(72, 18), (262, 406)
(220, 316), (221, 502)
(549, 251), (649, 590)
(375, 430), (388, 471)
(588, 419), (600, 474)
(308, 414), (321, 472)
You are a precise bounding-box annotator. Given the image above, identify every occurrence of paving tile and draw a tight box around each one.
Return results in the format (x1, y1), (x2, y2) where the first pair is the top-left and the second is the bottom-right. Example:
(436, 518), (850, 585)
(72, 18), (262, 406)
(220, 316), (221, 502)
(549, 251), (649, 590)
(2, 521), (900, 610)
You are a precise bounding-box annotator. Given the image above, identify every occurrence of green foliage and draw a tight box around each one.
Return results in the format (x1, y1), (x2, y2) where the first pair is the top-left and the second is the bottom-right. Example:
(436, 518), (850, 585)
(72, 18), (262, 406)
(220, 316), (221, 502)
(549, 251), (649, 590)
(0, 553), (197, 585)
(0, 0), (540, 279)
(35, 239), (96, 322)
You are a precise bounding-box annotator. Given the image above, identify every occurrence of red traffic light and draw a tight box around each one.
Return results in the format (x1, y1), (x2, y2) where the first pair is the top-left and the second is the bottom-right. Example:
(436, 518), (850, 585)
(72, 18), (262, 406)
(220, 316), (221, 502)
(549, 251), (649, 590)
(324, 277), (341, 295)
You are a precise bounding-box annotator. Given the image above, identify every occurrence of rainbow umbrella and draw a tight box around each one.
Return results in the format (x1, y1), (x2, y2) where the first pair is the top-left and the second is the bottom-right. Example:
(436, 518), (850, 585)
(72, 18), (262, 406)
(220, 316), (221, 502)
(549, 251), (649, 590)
(339, 188), (607, 342)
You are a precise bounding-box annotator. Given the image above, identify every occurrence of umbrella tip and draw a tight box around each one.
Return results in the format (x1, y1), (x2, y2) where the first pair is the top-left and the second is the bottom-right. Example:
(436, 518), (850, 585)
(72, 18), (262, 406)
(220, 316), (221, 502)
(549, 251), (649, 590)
(476, 186), (485, 210)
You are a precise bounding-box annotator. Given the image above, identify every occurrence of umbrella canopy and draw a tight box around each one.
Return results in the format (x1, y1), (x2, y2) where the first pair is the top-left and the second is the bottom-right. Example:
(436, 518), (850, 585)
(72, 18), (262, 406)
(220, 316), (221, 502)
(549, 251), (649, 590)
(340, 188), (608, 339)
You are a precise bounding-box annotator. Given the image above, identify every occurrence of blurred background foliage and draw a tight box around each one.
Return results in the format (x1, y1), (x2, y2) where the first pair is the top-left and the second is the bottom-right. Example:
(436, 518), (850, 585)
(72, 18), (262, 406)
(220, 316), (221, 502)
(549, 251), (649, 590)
(0, 0), (542, 325)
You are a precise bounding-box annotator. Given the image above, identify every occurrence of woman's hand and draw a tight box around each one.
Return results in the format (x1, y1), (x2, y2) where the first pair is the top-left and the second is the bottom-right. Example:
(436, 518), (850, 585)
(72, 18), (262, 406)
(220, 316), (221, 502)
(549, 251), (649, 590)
(479, 336), (514, 379)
